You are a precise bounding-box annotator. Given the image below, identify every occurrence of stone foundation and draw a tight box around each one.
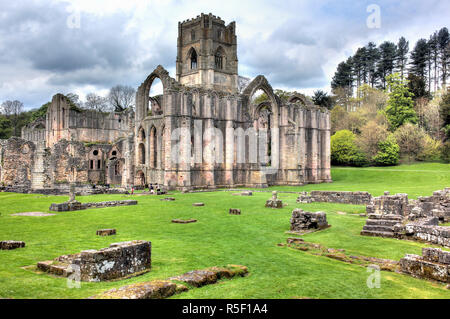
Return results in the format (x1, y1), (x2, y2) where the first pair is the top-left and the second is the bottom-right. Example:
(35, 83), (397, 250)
(265, 191), (283, 209)
(297, 191), (372, 205)
(400, 248), (450, 283)
(92, 265), (248, 299)
(229, 209), (241, 215)
(408, 188), (450, 223)
(290, 209), (329, 233)
(366, 193), (410, 216)
(96, 229), (116, 236)
(37, 240), (151, 282)
(172, 219), (197, 224)
(49, 200), (138, 212)
(0, 241), (25, 250)
(360, 214), (404, 238)
(404, 222), (450, 248)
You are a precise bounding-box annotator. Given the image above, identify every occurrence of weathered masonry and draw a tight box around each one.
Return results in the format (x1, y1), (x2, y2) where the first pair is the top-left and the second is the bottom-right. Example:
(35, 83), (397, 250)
(1, 13), (331, 192)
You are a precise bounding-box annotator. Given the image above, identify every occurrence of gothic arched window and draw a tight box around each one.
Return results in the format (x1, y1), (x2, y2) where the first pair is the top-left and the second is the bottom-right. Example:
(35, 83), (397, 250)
(215, 51), (223, 70)
(190, 49), (197, 70)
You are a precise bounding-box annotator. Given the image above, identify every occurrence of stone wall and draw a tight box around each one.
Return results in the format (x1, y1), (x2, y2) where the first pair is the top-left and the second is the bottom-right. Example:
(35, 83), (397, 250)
(0, 138), (35, 188)
(37, 241), (151, 282)
(400, 248), (449, 283)
(49, 200), (138, 212)
(366, 193), (410, 216)
(290, 209), (329, 232)
(404, 222), (450, 248)
(297, 191), (372, 205)
(408, 188), (450, 223)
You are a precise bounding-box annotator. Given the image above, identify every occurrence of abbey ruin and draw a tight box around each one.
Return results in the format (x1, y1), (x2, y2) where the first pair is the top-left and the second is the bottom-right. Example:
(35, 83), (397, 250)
(0, 13), (331, 193)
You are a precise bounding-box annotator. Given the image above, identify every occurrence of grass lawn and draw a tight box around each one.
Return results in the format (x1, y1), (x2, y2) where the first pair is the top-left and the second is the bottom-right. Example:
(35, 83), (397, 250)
(0, 163), (449, 299)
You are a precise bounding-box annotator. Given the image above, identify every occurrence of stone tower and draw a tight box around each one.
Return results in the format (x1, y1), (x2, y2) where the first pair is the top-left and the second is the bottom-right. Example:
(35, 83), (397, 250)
(176, 13), (238, 93)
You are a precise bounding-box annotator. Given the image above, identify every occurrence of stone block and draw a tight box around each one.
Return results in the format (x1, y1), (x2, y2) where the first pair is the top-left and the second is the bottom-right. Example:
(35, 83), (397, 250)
(290, 209), (329, 232)
(0, 241), (25, 250)
(229, 209), (241, 215)
(96, 229), (116, 236)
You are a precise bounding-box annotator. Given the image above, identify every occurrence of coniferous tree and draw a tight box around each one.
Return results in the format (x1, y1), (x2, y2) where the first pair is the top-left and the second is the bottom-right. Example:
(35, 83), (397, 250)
(429, 32), (439, 92)
(437, 27), (450, 89)
(331, 57), (354, 98)
(365, 42), (380, 88)
(410, 39), (429, 84)
(377, 41), (398, 89)
(396, 37), (409, 80)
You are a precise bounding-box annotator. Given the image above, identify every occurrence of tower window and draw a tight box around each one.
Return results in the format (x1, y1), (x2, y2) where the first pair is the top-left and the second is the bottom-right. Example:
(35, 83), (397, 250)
(215, 53), (223, 70)
(217, 30), (222, 40)
(191, 30), (195, 41)
(190, 49), (197, 70)
(204, 17), (209, 28)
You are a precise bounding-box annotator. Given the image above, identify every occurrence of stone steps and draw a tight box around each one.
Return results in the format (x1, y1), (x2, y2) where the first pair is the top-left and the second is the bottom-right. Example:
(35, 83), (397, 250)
(362, 225), (395, 232)
(360, 230), (396, 238)
(366, 219), (399, 226)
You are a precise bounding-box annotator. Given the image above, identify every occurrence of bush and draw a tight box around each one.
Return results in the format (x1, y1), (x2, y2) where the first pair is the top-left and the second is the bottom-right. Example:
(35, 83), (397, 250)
(356, 121), (388, 159)
(331, 130), (367, 166)
(373, 134), (400, 166)
(393, 123), (427, 161)
(442, 141), (450, 163)
(417, 135), (442, 162)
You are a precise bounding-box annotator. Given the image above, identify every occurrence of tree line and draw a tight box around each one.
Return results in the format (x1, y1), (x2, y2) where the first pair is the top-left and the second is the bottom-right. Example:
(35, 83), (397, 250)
(331, 27), (450, 101)
(0, 85), (135, 139)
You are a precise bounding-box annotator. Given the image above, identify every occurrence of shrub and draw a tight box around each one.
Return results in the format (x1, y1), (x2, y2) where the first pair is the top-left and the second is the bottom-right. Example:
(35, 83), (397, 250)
(331, 130), (367, 166)
(356, 121), (388, 160)
(373, 134), (400, 166)
(417, 135), (442, 162)
(442, 141), (450, 163)
(393, 123), (427, 161)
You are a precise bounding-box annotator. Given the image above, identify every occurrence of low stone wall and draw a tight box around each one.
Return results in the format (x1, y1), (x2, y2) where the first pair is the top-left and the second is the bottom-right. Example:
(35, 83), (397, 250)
(49, 200), (137, 212)
(366, 193), (410, 216)
(0, 241), (25, 250)
(290, 209), (329, 232)
(0, 185), (129, 196)
(400, 248), (450, 283)
(404, 223), (450, 248)
(297, 191), (372, 205)
(409, 188), (450, 223)
(37, 240), (151, 282)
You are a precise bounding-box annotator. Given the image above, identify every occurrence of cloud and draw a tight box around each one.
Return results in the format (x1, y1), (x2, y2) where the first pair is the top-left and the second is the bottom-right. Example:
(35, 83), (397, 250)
(0, 0), (449, 109)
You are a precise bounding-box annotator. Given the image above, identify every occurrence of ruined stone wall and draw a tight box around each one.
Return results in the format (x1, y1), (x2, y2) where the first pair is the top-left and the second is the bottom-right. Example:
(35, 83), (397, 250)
(404, 223), (450, 247)
(366, 193), (410, 216)
(290, 209), (329, 232)
(400, 248), (450, 283)
(135, 66), (331, 190)
(0, 138), (35, 187)
(409, 188), (450, 222)
(297, 191), (372, 205)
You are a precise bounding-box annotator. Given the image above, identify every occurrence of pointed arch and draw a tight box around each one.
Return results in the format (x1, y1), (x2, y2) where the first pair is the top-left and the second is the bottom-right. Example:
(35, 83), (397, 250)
(186, 47), (198, 70)
(149, 125), (158, 168)
(215, 46), (226, 70)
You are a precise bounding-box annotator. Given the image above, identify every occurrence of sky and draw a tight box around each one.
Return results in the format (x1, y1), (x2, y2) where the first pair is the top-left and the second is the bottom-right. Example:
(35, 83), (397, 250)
(0, 0), (449, 110)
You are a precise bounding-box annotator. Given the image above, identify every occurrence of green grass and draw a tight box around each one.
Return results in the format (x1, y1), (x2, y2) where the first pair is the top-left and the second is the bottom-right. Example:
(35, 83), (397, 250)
(0, 163), (449, 299)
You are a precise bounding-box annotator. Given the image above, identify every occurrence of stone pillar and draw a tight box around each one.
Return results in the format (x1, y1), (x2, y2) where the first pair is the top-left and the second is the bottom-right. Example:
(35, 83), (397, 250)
(202, 94), (215, 188)
(177, 92), (192, 190)
(225, 99), (235, 186)
(309, 111), (319, 183)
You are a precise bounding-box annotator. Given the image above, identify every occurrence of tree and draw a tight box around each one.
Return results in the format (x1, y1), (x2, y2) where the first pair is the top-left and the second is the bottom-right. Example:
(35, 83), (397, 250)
(365, 42), (380, 88)
(384, 73), (418, 131)
(356, 121), (388, 160)
(396, 37), (409, 80)
(1, 100), (24, 136)
(407, 73), (429, 100)
(440, 90), (450, 141)
(312, 90), (333, 109)
(65, 93), (83, 109)
(108, 85), (136, 112)
(410, 39), (429, 82)
(331, 57), (353, 98)
(437, 27), (450, 89)
(377, 41), (397, 89)
(393, 123), (427, 161)
(85, 93), (110, 112)
(429, 32), (439, 92)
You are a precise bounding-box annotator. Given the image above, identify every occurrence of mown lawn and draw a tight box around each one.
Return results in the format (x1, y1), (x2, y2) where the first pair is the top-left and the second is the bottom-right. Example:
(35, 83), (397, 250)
(0, 163), (449, 299)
